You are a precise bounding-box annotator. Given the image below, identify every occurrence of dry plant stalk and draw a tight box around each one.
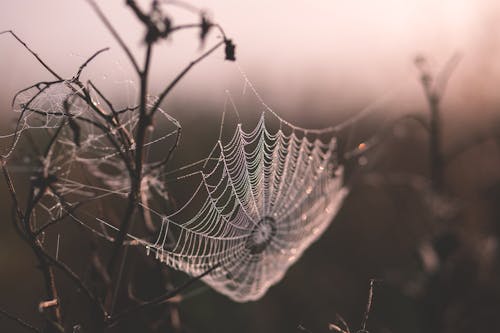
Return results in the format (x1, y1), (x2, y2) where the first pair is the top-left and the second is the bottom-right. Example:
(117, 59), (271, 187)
(0, 0), (235, 332)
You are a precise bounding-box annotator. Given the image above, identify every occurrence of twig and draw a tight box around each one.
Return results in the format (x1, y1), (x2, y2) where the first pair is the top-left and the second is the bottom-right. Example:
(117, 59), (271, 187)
(126, 0), (151, 25)
(3, 159), (106, 327)
(40, 243), (107, 322)
(106, 35), (156, 317)
(107, 263), (220, 326)
(297, 324), (313, 333)
(74, 47), (110, 80)
(3, 2), (234, 330)
(1, 157), (24, 223)
(34, 202), (83, 236)
(86, 0), (141, 74)
(329, 314), (350, 333)
(434, 53), (462, 97)
(360, 279), (376, 332)
(25, 185), (64, 325)
(149, 40), (224, 116)
(2, 159), (63, 325)
(0, 308), (41, 333)
(0, 30), (63, 80)
(151, 126), (182, 170)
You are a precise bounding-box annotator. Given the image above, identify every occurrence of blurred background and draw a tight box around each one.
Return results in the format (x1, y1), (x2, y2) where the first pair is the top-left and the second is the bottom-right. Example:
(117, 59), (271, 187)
(1, 1), (500, 332)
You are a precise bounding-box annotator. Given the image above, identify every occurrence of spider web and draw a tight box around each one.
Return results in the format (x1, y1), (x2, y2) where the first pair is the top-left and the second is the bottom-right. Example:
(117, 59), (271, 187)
(1, 79), (178, 235)
(2, 75), (383, 302)
(138, 114), (348, 301)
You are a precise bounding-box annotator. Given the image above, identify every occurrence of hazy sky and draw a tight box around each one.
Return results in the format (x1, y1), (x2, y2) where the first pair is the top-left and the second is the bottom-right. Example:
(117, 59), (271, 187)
(1, 0), (499, 122)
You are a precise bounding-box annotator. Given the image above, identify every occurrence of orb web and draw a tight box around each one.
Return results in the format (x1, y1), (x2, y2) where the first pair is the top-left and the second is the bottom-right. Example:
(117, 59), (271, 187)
(136, 114), (348, 301)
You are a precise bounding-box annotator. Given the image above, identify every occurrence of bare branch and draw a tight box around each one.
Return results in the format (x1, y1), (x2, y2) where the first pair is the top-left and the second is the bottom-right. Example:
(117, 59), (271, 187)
(1, 157), (25, 223)
(151, 126), (182, 170)
(0, 30), (63, 80)
(108, 263), (220, 326)
(34, 202), (83, 236)
(329, 314), (350, 333)
(150, 40), (224, 116)
(0, 308), (41, 333)
(86, 0), (141, 74)
(360, 279), (378, 332)
(74, 47), (110, 80)
(40, 244), (107, 322)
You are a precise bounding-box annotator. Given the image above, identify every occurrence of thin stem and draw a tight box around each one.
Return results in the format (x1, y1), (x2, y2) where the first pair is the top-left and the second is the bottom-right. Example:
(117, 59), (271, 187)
(108, 263), (220, 326)
(150, 40), (224, 116)
(360, 279), (376, 332)
(151, 126), (181, 170)
(74, 47), (110, 80)
(1, 158), (24, 223)
(8, 83), (54, 157)
(170, 23), (227, 38)
(125, 0), (150, 24)
(0, 308), (41, 333)
(2, 160), (63, 325)
(86, 0), (141, 74)
(41, 244), (107, 322)
(0, 30), (63, 80)
(34, 203), (82, 236)
(2, 160), (106, 327)
(107, 41), (154, 315)
(416, 54), (460, 193)
(23, 185), (63, 326)
(427, 90), (444, 192)
(23, 104), (134, 176)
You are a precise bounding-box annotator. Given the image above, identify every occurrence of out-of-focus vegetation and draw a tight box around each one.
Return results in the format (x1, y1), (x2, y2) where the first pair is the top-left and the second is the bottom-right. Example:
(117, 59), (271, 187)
(1, 1), (500, 333)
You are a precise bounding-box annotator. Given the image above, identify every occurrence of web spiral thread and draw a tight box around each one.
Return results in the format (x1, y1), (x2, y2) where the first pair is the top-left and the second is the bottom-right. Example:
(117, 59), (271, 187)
(138, 114), (347, 301)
